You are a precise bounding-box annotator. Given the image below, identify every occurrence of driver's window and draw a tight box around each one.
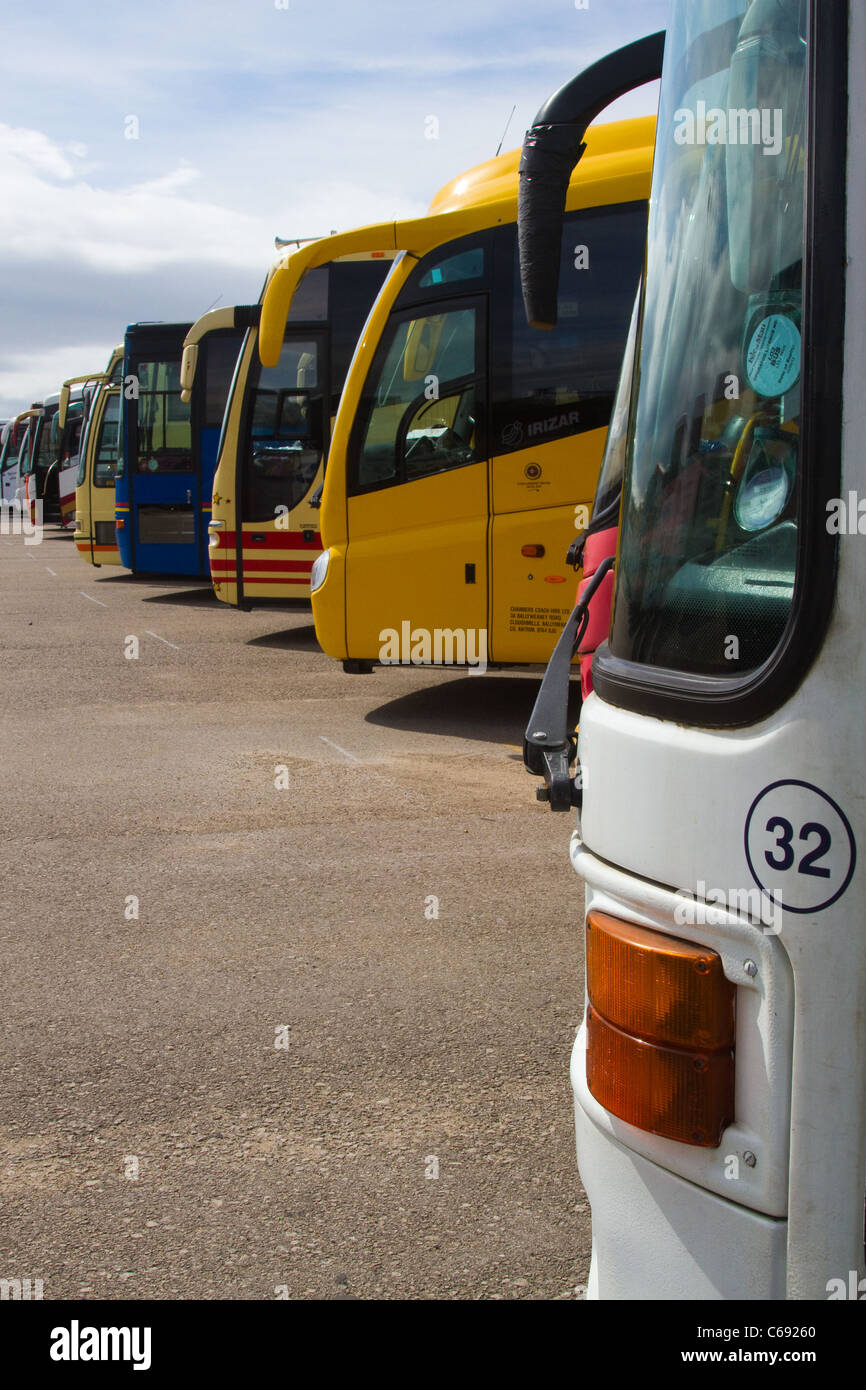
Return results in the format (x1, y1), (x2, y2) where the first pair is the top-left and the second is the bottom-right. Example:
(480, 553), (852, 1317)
(404, 387), (476, 481)
(94, 394), (122, 487)
(356, 306), (478, 490)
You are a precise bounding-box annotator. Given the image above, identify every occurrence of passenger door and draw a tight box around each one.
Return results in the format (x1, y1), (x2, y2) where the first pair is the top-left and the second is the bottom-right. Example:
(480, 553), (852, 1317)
(345, 296), (488, 662)
(0, 435), (19, 504)
(85, 389), (122, 561)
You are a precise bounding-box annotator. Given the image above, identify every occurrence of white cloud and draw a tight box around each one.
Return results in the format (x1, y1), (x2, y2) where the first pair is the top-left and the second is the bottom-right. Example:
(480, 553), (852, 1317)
(0, 0), (666, 415)
(0, 343), (116, 421)
(0, 123), (429, 279)
(0, 125), (81, 181)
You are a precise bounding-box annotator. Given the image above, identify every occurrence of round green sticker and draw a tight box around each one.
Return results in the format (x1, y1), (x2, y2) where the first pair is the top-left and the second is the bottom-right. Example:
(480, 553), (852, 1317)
(746, 314), (801, 398)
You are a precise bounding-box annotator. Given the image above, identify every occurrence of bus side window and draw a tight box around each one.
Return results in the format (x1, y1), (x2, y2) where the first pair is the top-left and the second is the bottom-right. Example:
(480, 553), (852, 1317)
(492, 202), (647, 454)
(94, 397), (122, 487)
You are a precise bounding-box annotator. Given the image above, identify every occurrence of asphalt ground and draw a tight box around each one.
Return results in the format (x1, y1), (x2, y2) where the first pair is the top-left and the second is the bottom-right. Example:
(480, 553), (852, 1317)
(0, 524), (589, 1301)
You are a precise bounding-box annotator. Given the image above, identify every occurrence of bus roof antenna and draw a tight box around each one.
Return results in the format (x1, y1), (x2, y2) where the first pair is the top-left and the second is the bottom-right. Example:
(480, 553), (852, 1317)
(496, 105), (517, 157)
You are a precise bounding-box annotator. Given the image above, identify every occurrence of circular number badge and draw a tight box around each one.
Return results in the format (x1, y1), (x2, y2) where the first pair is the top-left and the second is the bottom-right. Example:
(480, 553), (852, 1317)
(744, 780), (856, 914)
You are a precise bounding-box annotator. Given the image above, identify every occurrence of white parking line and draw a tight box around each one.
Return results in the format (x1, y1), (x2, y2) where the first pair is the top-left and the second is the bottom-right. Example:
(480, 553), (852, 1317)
(320, 736), (361, 763)
(79, 591), (107, 607)
(145, 629), (180, 651)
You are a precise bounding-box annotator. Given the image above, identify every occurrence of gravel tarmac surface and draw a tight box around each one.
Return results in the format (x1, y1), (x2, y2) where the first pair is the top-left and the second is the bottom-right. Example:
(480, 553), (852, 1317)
(0, 527), (589, 1301)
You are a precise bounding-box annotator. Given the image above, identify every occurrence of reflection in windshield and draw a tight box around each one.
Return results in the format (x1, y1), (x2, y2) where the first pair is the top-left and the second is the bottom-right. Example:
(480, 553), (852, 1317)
(243, 339), (325, 522)
(611, 0), (807, 677)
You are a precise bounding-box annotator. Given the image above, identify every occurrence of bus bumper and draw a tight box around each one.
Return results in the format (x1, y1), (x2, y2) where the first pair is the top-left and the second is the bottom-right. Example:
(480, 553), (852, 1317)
(572, 1034), (787, 1300)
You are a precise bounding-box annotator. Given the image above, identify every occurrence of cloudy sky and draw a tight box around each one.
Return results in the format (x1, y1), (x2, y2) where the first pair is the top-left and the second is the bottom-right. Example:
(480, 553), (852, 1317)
(0, 0), (666, 419)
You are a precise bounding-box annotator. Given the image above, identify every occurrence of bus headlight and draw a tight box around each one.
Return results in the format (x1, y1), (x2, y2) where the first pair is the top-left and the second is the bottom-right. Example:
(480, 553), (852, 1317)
(310, 549), (330, 594)
(208, 519), (224, 549)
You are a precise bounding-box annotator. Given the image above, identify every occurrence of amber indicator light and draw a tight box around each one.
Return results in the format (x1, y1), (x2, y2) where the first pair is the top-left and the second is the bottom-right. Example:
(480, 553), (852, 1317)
(585, 911), (735, 1147)
(521, 544), (545, 558)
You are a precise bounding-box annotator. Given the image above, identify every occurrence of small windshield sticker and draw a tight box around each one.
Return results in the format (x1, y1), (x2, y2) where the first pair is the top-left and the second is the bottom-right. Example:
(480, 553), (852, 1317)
(744, 779), (856, 914)
(745, 315), (801, 398)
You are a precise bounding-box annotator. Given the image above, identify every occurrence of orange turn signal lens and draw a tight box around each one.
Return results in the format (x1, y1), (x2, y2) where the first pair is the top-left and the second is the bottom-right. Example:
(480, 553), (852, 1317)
(521, 544), (545, 558)
(586, 912), (734, 1050)
(586, 1007), (734, 1147)
(585, 912), (735, 1147)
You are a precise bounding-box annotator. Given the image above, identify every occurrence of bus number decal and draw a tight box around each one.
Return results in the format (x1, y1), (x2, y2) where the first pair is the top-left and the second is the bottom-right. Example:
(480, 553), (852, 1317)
(745, 781), (856, 915)
(764, 816), (832, 878)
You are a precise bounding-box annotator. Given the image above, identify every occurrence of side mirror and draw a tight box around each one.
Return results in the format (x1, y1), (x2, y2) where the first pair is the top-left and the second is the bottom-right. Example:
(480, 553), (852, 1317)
(179, 343), (198, 404)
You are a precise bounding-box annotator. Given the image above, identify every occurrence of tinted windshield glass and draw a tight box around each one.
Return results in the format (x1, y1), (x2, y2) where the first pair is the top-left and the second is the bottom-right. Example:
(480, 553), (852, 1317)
(134, 359), (192, 474)
(36, 411), (57, 468)
(328, 260), (392, 408)
(242, 337), (325, 523)
(611, 0), (807, 677)
(587, 284), (641, 531)
(203, 335), (243, 429)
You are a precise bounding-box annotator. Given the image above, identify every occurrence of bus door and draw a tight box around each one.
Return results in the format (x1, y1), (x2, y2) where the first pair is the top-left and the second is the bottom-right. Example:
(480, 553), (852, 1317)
(54, 400), (84, 527)
(234, 327), (328, 601)
(345, 291), (488, 659)
(489, 203), (647, 662)
(77, 388), (122, 565)
(123, 343), (198, 575)
(0, 428), (20, 505)
(16, 421), (36, 518)
(196, 329), (243, 569)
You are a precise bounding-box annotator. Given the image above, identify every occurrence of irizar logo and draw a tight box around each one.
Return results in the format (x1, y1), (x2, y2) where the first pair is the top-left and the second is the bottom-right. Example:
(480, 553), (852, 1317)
(528, 410), (580, 439)
(50, 1321), (152, 1371)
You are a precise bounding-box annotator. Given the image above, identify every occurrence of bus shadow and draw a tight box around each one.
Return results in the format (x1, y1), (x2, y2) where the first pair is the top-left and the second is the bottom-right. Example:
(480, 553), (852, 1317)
(142, 588), (219, 607)
(365, 674), (582, 746)
(246, 625), (323, 652)
(94, 573), (195, 586)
